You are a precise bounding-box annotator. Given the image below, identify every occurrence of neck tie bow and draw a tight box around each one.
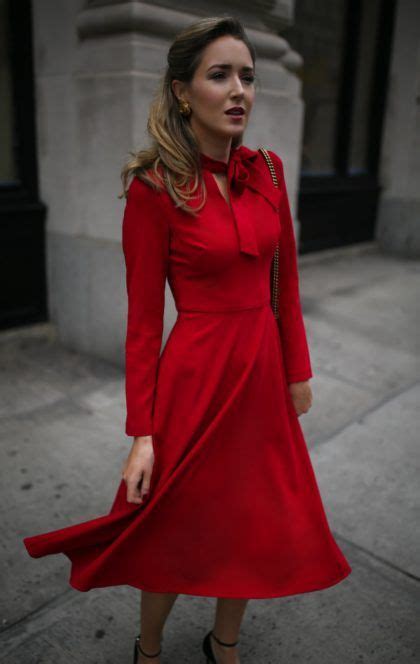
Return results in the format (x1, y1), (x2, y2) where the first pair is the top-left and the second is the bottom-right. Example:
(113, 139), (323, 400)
(199, 146), (260, 256)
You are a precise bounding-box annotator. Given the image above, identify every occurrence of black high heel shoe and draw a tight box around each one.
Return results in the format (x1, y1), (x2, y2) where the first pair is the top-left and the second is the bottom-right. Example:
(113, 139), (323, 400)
(202, 630), (239, 663)
(133, 633), (162, 663)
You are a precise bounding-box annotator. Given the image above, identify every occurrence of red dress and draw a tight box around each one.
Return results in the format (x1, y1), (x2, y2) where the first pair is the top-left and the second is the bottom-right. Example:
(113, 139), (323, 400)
(23, 145), (352, 598)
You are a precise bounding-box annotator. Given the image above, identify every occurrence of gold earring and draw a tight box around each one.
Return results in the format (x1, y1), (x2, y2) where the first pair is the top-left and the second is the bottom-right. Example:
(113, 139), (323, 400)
(178, 100), (191, 116)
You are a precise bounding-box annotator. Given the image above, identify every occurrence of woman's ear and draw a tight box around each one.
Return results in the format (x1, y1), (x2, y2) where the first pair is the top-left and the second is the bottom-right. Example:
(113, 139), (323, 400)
(171, 79), (183, 102)
(171, 79), (190, 105)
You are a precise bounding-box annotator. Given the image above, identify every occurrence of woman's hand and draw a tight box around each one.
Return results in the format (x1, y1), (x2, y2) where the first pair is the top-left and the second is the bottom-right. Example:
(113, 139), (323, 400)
(121, 435), (155, 504)
(288, 380), (313, 417)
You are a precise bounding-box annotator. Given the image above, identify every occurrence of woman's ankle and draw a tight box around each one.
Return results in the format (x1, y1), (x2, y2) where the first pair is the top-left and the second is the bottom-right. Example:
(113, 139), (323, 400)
(211, 629), (239, 647)
(210, 633), (240, 663)
(137, 634), (162, 658)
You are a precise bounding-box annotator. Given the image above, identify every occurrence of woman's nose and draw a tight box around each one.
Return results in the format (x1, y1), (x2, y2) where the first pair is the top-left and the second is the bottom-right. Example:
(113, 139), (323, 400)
(231, 77), (245, 95)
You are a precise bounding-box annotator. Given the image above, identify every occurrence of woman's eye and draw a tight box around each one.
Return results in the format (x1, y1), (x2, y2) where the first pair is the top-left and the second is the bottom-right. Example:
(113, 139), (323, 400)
(210, 73), (255, 84)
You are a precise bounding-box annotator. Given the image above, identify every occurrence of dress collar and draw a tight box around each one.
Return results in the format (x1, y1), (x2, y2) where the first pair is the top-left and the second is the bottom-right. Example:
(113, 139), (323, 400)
(199, 145), (281, 257)
(199, 144), (258, 172)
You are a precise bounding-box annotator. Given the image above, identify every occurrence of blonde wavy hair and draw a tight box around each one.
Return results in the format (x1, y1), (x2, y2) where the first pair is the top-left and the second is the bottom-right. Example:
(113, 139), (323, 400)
(119, 15), (258, 216)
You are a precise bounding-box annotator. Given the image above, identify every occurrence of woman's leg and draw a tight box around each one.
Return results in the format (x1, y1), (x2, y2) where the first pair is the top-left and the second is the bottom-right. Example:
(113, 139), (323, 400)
(211, 598), (249, 663)
(137, 590), (179, 662)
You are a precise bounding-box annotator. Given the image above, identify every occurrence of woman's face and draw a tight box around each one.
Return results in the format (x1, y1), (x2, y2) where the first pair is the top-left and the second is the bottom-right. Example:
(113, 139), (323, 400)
(173, 35), (256, 146)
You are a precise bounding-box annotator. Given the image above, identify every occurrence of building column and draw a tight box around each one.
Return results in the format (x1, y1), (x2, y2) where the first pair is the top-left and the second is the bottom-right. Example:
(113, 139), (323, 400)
(375, 0), (420, 258)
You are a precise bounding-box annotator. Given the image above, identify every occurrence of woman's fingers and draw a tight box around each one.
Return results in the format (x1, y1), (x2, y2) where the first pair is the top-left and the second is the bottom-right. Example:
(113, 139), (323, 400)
(288, 381), (313, 416)
(122, 438), (155, 504)
(126, 472), (145, 504)
(125, 470), (152, 504)
(140, 473), (151, 501)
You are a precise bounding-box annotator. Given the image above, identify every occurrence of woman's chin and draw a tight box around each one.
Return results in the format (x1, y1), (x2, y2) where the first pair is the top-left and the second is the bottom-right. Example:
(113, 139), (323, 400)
(214, 124), (247, 140)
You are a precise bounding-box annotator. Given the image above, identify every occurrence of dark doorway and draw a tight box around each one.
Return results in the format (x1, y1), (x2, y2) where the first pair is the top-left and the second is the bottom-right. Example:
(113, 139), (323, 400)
(283, 0), (396, 253)
(0, 0), (47, 330)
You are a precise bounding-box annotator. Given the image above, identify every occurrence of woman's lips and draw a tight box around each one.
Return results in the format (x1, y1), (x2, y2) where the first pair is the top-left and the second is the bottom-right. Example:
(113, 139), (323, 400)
(225, 110), (245, 120)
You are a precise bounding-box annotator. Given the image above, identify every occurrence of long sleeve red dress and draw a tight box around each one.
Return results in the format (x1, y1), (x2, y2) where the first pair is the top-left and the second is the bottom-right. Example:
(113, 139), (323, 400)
(23, 144), (352, 599)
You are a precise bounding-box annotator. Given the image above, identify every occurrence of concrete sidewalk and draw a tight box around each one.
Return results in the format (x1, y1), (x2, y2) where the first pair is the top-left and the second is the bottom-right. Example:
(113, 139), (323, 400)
(0, 242), (418, 663)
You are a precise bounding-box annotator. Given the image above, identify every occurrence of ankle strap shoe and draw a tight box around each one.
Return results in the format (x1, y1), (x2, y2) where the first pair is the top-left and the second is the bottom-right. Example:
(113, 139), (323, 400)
(133, 633), (162, 662)
(202, 629), (239, 662)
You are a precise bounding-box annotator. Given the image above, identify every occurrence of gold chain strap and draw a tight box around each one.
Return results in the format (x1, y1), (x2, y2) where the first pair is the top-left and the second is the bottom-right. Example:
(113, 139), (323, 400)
(258, 147), (280, 319)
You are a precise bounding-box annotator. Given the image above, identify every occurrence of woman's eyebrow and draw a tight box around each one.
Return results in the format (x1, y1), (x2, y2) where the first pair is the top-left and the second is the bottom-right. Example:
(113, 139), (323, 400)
(206, 64), (254, 73)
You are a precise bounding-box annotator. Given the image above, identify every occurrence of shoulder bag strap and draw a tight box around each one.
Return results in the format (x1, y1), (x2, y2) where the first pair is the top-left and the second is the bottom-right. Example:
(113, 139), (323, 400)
(258, 147), (280, 320)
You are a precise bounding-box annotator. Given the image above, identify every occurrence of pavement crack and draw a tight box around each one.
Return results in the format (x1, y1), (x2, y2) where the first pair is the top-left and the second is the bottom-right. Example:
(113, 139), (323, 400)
(312, 377), (420, 448)
(0, 588), (74, 637)
(333, 531), (420, 585)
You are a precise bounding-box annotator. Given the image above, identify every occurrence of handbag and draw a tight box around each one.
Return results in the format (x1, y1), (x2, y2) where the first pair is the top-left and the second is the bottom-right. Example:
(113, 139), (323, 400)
(258, 147), (280, 319)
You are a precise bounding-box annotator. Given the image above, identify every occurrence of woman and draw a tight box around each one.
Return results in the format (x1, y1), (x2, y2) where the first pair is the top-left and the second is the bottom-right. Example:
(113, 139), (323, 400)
(23, 15), (351, 664)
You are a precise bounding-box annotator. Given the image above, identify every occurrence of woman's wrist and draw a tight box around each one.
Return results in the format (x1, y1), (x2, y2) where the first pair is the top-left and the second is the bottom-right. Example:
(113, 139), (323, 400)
(133, 434), (153, 444)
